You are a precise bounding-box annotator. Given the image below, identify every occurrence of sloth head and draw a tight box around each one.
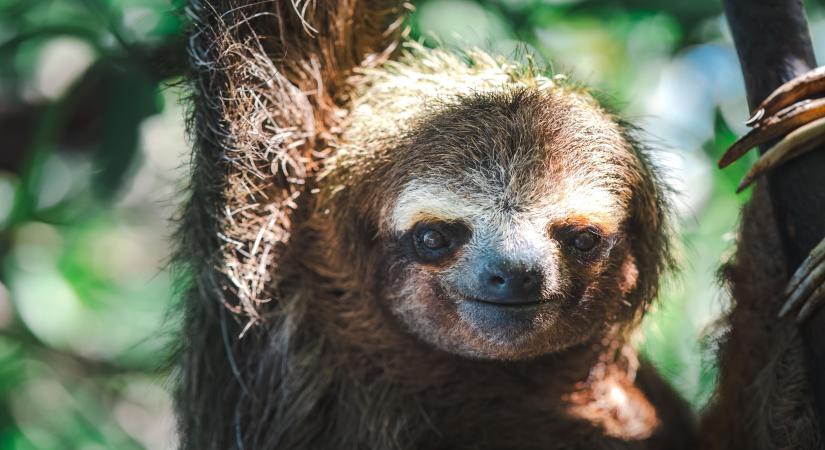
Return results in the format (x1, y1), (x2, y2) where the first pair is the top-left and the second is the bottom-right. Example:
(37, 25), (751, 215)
(325, 88), (668, 361)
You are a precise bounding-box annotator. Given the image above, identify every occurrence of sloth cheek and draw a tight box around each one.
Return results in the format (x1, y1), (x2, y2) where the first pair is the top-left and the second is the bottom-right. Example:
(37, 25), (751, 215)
(618, 255), (639, 296)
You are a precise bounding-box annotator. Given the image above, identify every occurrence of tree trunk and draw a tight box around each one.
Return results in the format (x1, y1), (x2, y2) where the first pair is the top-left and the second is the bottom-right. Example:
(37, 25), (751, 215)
(723, 0), (825, 435)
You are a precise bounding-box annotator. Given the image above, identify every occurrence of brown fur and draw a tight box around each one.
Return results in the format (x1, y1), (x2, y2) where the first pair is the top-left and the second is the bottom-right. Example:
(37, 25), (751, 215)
(176, 1), (696, 448)
(701, 185), (822, 449)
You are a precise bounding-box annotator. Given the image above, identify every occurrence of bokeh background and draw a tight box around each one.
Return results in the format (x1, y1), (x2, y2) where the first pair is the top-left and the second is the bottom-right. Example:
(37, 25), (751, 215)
(3, 0), (825, 448)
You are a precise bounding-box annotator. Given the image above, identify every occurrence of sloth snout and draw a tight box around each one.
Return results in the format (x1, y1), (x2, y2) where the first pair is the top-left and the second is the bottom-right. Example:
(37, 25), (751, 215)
(464, 257), (545, 305)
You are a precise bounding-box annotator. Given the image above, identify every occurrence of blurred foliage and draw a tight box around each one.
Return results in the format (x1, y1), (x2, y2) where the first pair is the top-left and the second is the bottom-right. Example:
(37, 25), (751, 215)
(1, 0), (825, 448)
(0, 1), (185, 448)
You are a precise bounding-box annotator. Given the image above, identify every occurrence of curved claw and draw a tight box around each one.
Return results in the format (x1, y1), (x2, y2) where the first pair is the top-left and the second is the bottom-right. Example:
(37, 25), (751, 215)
(736, 116), (825, 192)
(797, 285), (825, 323)
(747, 66), (825, 126)
(719, 98), (825, 168)
(778, 237), (825, 322)
(744, 108), (765, 126)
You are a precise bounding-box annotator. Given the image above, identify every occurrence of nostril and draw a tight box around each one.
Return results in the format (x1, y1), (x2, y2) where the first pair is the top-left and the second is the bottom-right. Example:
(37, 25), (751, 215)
(489, 275), (506, 286)
(522, 275), (534, 287)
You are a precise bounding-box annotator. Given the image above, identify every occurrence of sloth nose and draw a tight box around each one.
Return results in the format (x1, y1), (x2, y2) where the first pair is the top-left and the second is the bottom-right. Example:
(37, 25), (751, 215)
(478, 262), (543, 305)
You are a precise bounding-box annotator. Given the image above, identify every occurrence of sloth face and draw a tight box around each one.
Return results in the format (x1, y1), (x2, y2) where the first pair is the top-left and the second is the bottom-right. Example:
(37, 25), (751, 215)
(381, 177), (634, 360)
(339, 89), (661, 360)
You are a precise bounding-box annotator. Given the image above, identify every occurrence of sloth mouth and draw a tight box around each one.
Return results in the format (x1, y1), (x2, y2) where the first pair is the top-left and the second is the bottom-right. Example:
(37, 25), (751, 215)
(434, 283), (552, 312)
(448, 288), (551, 310)
(450, 286), (549, 307)
(464, 297), (545, 309)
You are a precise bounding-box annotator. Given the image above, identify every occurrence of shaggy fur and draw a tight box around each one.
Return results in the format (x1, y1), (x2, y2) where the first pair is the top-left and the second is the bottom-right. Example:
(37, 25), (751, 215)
(701, 184), (822, 449)
(176, 1), (696, 448)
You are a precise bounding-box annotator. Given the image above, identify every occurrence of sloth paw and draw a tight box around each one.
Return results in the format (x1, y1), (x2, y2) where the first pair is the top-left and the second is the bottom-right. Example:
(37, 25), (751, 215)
(719, 66), (825, 192)
(718, 68), (825, 323)
(778, 237), (825, 323)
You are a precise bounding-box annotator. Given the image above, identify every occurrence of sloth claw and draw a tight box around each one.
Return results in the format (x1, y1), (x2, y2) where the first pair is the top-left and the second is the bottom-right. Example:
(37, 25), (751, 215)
(778, 237), (825, 323)
(744, 108), (765, 126)
(720, 67), (825, 187)
(749, 66), (825, 125)
(719, 97), (825, 169)
(736, 116), (825, 192)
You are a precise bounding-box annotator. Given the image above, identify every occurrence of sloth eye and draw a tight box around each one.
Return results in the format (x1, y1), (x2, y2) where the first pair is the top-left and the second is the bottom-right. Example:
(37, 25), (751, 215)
(572, 231), (599, 251)
(420, 228), (448, 250)
(410, 221), (468, 263)
(566, 230), (601, 254)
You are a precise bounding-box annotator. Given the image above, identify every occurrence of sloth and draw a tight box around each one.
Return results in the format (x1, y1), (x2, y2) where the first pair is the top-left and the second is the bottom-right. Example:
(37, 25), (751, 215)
(176, 1), (696, 449)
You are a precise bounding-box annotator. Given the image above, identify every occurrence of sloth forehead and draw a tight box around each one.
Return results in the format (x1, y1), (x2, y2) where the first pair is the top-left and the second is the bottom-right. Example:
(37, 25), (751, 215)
(387, 176), (625, 234)
(336, 82), (640, 236)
